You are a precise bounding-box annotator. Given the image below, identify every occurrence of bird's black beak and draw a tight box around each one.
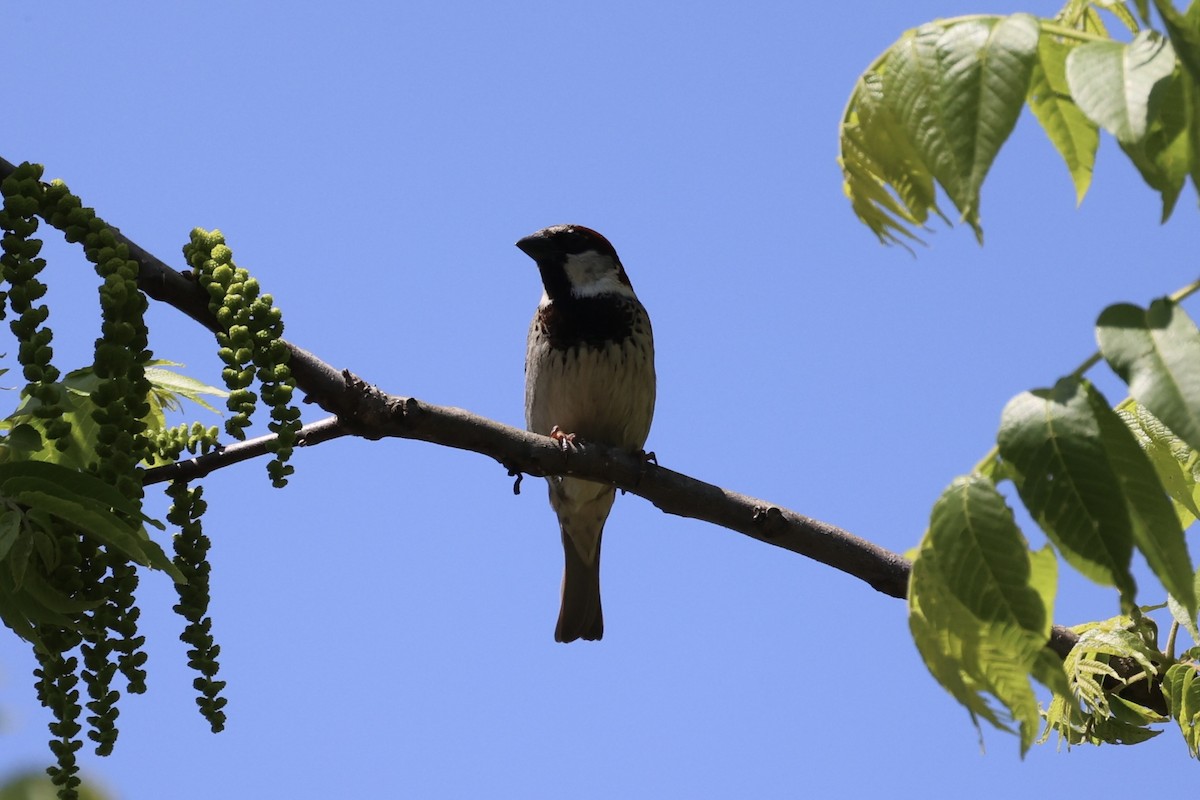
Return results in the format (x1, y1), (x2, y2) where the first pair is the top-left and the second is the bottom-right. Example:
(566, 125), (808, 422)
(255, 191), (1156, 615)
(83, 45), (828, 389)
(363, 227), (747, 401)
(516, 230), (549, 260)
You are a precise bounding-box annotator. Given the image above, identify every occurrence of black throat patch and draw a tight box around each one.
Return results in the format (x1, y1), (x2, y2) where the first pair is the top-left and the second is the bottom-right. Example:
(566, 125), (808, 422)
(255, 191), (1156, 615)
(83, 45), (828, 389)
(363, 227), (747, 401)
(537, 295), (636, 350)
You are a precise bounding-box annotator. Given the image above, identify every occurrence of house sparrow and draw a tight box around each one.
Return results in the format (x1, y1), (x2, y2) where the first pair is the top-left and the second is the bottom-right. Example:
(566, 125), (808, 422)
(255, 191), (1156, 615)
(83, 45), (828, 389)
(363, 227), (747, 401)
(518, 224), (656, 642)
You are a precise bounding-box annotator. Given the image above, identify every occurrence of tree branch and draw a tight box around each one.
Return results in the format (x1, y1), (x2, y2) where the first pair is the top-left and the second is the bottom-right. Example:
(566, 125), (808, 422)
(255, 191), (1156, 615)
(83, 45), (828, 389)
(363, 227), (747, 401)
(142, 416), (351, 484)
(0, 154), (1082, 656)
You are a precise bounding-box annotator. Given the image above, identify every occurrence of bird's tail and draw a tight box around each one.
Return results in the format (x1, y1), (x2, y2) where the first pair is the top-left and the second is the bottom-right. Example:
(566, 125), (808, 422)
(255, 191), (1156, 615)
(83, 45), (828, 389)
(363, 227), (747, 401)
(555, 527), (604, 643)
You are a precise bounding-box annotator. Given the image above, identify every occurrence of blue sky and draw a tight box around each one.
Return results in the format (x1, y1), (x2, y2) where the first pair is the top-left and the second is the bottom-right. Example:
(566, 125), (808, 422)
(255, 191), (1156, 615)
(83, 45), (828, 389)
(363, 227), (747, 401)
(3, 1), (1199, 796)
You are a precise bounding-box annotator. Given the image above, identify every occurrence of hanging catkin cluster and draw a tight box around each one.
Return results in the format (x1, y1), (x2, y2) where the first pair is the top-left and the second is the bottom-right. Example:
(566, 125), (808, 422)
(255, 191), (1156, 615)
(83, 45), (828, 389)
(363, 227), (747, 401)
(183, 228), (301, 487)
(1, 162), (301, 800)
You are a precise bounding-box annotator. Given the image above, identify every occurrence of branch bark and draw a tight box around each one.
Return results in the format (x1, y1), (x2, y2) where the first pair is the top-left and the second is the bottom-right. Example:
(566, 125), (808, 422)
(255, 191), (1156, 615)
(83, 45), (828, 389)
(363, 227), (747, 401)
(0, 155), (1081, 657)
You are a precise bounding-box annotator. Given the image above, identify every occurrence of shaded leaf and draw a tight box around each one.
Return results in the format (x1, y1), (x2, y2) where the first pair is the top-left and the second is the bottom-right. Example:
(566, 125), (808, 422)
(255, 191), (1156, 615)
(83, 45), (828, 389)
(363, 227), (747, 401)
(19, 568), (100, 615)
(997, 378), (1136, 603)
(0, 460), (146, 521)
(1, 480), (183, 583)
(0, 509), (19, 561)
(1154, 0), (1200, 83)
(1117, 65), (1190, 221)
(1087, 389), (1196, 619)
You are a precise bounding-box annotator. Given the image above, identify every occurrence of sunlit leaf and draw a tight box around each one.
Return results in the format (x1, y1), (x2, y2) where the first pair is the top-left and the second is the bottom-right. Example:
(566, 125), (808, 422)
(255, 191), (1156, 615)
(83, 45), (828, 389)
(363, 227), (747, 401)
(1118, 404), (1200, 525)
(840, 14), (1039, 243)
(1066, 30), (1177, 144)
(840, 72), (940, 246)
(1095, 0), (1141, 35)
(1162, 660), (1200, 757)
(887, 15), (1039, 240)
(909, 475), (1057, 751)
(1167, 566), (1200, 644)
(1097, 299), (1200, 452)
(1027, 35), (1099, 204)
(145, 363), (227, 415)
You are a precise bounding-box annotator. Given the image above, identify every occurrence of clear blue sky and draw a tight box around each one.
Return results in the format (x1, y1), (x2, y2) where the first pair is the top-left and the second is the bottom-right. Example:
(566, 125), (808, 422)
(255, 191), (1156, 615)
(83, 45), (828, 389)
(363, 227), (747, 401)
(4, 1), (1199, 796)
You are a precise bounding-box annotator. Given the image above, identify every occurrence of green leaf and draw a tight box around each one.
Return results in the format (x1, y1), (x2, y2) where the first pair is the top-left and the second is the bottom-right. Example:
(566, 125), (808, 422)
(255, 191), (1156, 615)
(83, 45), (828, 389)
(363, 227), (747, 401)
(0, 509), (19, 561)
(997, 378), (1136, 603)
(145, 364), (228, 414)
(1186, 71), (1200, 204)
(1097, 299), (1200, 452)
(1167, 566), (1200, 644)
(10, 486), (150, 563)
(19, 568), (100, 615)
(1154, 0), (1200, 83)
(1132, 0), (1151, 27)
(1098, 0), (1142, 35)
(887, 15), (1040, 240)
(1162, 661), (1200, 757)
(0, 423), (43, 460)
(1117, 66), (1190, 221)
(0, 575), (79, 648)
(1119, 403), (1200, 525)
(0, 480), (184, 582)
(1027, 35), (1100, 204)
(1050, 616), (1165, 746)
(840, 14), (1039, 244)
(909, 558), (1012, 733)
(926, 476), (1051, 638)
(1087, 389), (1196, 618)
(909, 475), (1057, 751)
(7, 517), (33, 590)
(1066, 30), (1177, 144)
(840, 72), (941, 247)
(0, 460), (145, 520)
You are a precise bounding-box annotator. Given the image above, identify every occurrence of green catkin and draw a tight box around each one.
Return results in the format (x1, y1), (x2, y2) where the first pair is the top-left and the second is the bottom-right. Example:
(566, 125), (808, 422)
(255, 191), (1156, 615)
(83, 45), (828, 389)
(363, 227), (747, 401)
(38, 178), (155, 770)
(34, 628), (85, 800)
(0, 163), (71, 449)
(183, 228), (300, 486)
(167, 481), (227, 732)
(147, 422), (222, 465)
(0, 167), (167, 798)
(1, 166), (298, 799)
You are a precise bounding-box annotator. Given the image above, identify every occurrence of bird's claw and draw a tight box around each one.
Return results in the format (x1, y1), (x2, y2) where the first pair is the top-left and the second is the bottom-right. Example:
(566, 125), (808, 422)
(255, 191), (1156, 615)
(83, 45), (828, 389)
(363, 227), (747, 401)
(550, 425), (579, 451)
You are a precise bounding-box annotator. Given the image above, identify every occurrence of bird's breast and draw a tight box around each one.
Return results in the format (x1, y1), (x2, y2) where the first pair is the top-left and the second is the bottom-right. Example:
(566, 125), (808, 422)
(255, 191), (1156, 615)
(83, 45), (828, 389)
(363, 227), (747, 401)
(525, 299), (655, 450)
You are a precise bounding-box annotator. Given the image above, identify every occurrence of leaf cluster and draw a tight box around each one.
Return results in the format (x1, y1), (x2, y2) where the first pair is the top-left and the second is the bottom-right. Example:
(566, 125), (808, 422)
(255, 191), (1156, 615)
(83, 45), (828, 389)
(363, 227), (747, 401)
(840, 0), (1200, 245)
(911, 293), (1200, 755)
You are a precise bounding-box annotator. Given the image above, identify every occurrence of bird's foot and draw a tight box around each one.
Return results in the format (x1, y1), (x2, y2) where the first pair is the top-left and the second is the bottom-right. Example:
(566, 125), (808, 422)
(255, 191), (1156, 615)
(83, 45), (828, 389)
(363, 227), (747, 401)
(549, 425), (579, 451)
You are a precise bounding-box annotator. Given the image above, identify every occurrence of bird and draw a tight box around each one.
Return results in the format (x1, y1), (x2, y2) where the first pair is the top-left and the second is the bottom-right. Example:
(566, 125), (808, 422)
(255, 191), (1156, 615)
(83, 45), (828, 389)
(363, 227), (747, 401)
(517, 224), (656, 642)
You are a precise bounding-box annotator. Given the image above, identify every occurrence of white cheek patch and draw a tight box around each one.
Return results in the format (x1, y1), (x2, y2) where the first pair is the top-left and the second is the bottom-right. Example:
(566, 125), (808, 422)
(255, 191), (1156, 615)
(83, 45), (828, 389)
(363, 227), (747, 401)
(563, 252), (633, 298)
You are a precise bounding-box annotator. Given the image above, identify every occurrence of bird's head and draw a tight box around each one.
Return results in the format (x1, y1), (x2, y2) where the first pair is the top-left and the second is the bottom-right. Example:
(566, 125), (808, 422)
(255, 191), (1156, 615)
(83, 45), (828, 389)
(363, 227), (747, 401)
(516, 224), (633, 303)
